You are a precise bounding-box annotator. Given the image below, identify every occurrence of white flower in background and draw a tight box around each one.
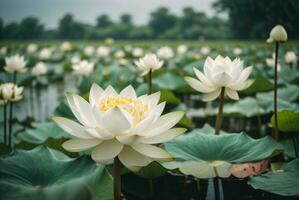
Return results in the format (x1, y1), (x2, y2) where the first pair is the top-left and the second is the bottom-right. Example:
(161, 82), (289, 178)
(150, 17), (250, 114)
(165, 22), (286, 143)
(157, 46), (174, 60)
(118, 58), (128, 66)
(60, 41), (72, 52)
(72, 60), (94, 76)
(84, 46), (95, 56)
(266, 53), (281, 71)
(39, 48), (52, 60)
(124, 45), (133, 53)
(1, 83), (23, 102)
(0, 46), (7, 55)
(177, 45), (188, 55)
(31, 62), (48, 76)
(96, 46), (110, 58)
(135, 53), (164, 76)
(0, 84), (7, 105)
(266, 25), (288, 43)
(233, 48), (242, 56)
(185, 55), (253, 101)
(285, 51), (297, 65)
(132, 47), (144, 58)
(115, 50), (125, 59)
(200, 46), (211, 55)
(71, 56), (81, 64)
(53, 84), (185, 170)
(4, 54), (27, 73)
(26, 43), (38, 54)
(105, 38), (115, 45)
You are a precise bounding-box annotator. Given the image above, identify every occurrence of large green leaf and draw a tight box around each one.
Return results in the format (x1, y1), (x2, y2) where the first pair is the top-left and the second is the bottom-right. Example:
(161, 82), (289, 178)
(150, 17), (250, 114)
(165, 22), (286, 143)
(271, 110), (299, 132)
(153, 72), (192, 93)
(242, 77), (273, 94)
(0, 146), (113, 200)
(248, 159), (299, 196)
(163, 127), (283, 178)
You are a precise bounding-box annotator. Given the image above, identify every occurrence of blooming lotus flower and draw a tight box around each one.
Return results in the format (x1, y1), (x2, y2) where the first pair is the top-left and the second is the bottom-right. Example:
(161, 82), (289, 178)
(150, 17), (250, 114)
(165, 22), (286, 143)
(135, 53), (163, 76)
(177, 45), (188, 55)
(233, 48), (242, 56)
(0, 46), (7, 55)
(285, 51), (297, 65)
(266, 54), (281, 71)
(84, 46), (95, 56)
(267, 25), (288, 43)
(60, 41), (72, 52)
(118, 58), (128, 66)
(71, 56), (81, 64)
(1, 83), (23, 102)
(27, 43), (38, 53)
(185, 55), (253, 101)
(200, 46), (211, 56)
(132, 47), (144, 58)
(4, 55), (27, 73)
(115, 50), (125, 59)
(53, 84), (185, 170)
(0, 85), (7, 105)
(157, 46), (174, 60)
(105, 38), (114, 45)
(31, 62), (48, 76)
(96, 46), (110, 58)
(39, 48), (52, 60)
(72, 60), (94, 76)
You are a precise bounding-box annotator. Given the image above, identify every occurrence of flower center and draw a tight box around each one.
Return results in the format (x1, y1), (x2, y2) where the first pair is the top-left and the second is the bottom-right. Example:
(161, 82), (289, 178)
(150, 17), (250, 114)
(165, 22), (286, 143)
(99, 96), (148, 126)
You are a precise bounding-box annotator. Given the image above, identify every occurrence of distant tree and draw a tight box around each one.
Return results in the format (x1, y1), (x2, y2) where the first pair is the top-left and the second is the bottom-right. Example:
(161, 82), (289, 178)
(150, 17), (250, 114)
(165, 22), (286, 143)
(58, 14), (86, 39)
(17, 17), (44, 39)
(120, 14), (133, 26)
(3, 22), (19, 39)
(96, 14), (113, 28)
(0, 19), (3, 39)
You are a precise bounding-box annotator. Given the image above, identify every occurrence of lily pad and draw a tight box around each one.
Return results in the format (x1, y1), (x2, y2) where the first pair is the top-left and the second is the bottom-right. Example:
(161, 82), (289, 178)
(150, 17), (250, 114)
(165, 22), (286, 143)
(248, 159), (299, 196)
(242, 77), (273, 94)
(0, 146), (113, 200)
(271, 110), (299, 132)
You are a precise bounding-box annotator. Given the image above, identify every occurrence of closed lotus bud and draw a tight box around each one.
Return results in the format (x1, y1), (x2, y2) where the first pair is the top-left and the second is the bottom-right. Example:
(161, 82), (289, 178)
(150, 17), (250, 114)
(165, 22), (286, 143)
(266, 25), (288, 43)
(285, 51), (297, 65)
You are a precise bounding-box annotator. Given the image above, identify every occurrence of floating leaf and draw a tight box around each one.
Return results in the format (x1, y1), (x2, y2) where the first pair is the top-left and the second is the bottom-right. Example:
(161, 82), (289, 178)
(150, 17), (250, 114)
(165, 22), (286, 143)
(271, 110), (299, 132)
(242, 77), (273, 94)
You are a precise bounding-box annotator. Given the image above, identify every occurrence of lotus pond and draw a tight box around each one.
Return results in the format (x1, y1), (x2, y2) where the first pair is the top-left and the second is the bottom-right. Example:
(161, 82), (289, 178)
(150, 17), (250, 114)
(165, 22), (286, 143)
(0, 38), (299, 200)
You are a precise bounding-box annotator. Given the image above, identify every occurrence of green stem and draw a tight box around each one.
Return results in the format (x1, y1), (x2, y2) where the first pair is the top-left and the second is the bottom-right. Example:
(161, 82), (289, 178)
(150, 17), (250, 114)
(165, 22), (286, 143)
(3, 103), (7, 145)
(148, 69), (152, 95)
(8, 102), (13, 147)
(113, 157), (121, 200)
(273, 42), (279, 140)
(213, 167), (220, 200)
(214, 87), (225, 135)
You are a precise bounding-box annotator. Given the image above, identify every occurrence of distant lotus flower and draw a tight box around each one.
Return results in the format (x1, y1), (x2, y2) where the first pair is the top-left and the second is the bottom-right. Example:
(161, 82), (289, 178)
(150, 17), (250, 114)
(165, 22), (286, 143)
(96, 46), (110, 58)
(0, 85), (7, 105)
(200, 46), (211, 55)
(266, 25), (288, 43)
(53, 84), (185, 170)
(84, 46), (95, 56)
(132, 47), (144, 58)
(1, 83), (23, 102)
(233, 48), (242, 56)
(285, 51), (297, 65)
(266, 54), (281, 71)
(118, 58), (128, 66)
(115, 50), (125, 59)
(39, 48), (52, 60)
(27, 43), (38, 53)
(157, 46), (174, 60)
(124, 45), (133, 52)
(31, 62), (48, 76)
(71, 56), (81, 64)
(135, 53), (164, 76)
(185, 55), (253, 101)
(60, 41), (72, 52)
(0, 47), (7, 55)
(72, 60), (94, 76)
(4, 55), (27, 73)
(177, 45), (188, 55)
(105, 38), (115, 45)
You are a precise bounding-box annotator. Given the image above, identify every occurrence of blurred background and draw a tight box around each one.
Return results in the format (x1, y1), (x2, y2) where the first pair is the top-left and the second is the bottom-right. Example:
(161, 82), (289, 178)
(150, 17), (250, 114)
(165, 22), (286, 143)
(0, 0), (298, 41)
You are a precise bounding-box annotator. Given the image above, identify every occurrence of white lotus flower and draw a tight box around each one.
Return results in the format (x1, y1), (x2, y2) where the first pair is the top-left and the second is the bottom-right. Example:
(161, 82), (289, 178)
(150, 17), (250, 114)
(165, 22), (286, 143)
(0, 85), (7, 105)
(118, 58), (128, 66)
(96, 46), (110, 58)
(132, 47), (144, 58)
(266, 25), (288, 43)
(39, 48), (52, 60)
(135, 53), (164, 76)
(115, 50), (125, 59)
(233, 48), (242, 56)
(53, 84), (185, 170)
(4, 55), (27, 73)
(60, 41), (72, 52)
(266, 53), (281, 71)
(1, 83), (23, 102)
(72, 60), (94, 76)
(84, 46), (95, 56)
(185, 55), (253, 101)
(157, 46), (174, 60)
(105, 38), (115, 45)
(177, 45), (188, 55)
(200, 46), (211, 55)
(31, 62), (48, 76)
(27, 43), (38, 53)
(71, 56), (81, 64)
(285, 51), (297, 65)
(0, 46), (7, 55)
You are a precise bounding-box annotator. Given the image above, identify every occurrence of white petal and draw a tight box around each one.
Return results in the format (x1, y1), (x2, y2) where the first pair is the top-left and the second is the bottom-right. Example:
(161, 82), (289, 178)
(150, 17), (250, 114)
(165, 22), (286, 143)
(86, 127), (114, 140)
(120, 85), (136, 98)
(225, 88), (239, 100)
(230, 66), (252, 89)
(141, 111), (184, 137)
(131, 144), (172, 161)
(140, 128), (186, 144)
(62, 138), (102, 152)
(202, 88), (222, 102)
(91, 139), (124, 162)
(193, 67), (213, 86)
(185, 77), (215, 93)
(118, 146), (152, 168)
(104, 85), (118, 97)
(66, 93), (89, 126)
(203, 56), (214, 80)
(89, 83), (103, 106)
(116, 135), (137, 145)
(52, 116), (93, 139)
(212, 72), (232, 87)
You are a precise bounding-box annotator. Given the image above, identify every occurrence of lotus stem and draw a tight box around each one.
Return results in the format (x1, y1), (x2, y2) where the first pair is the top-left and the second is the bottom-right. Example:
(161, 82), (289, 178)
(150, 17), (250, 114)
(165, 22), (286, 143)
(3, 103), (7, 145)
(293, 135), (299, 158)
(113, 157), (122, 200)
(8, 101), (13, 148)
(148, 69), (152, 95)
(213, 167), (220, 200)
(273, 42), (279, 140)
(214, 87), (225, 135)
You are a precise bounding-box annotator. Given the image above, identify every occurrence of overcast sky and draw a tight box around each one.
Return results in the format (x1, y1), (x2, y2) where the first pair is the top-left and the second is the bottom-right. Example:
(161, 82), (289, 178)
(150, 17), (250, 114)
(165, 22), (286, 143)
(0, 0), (223, 28)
